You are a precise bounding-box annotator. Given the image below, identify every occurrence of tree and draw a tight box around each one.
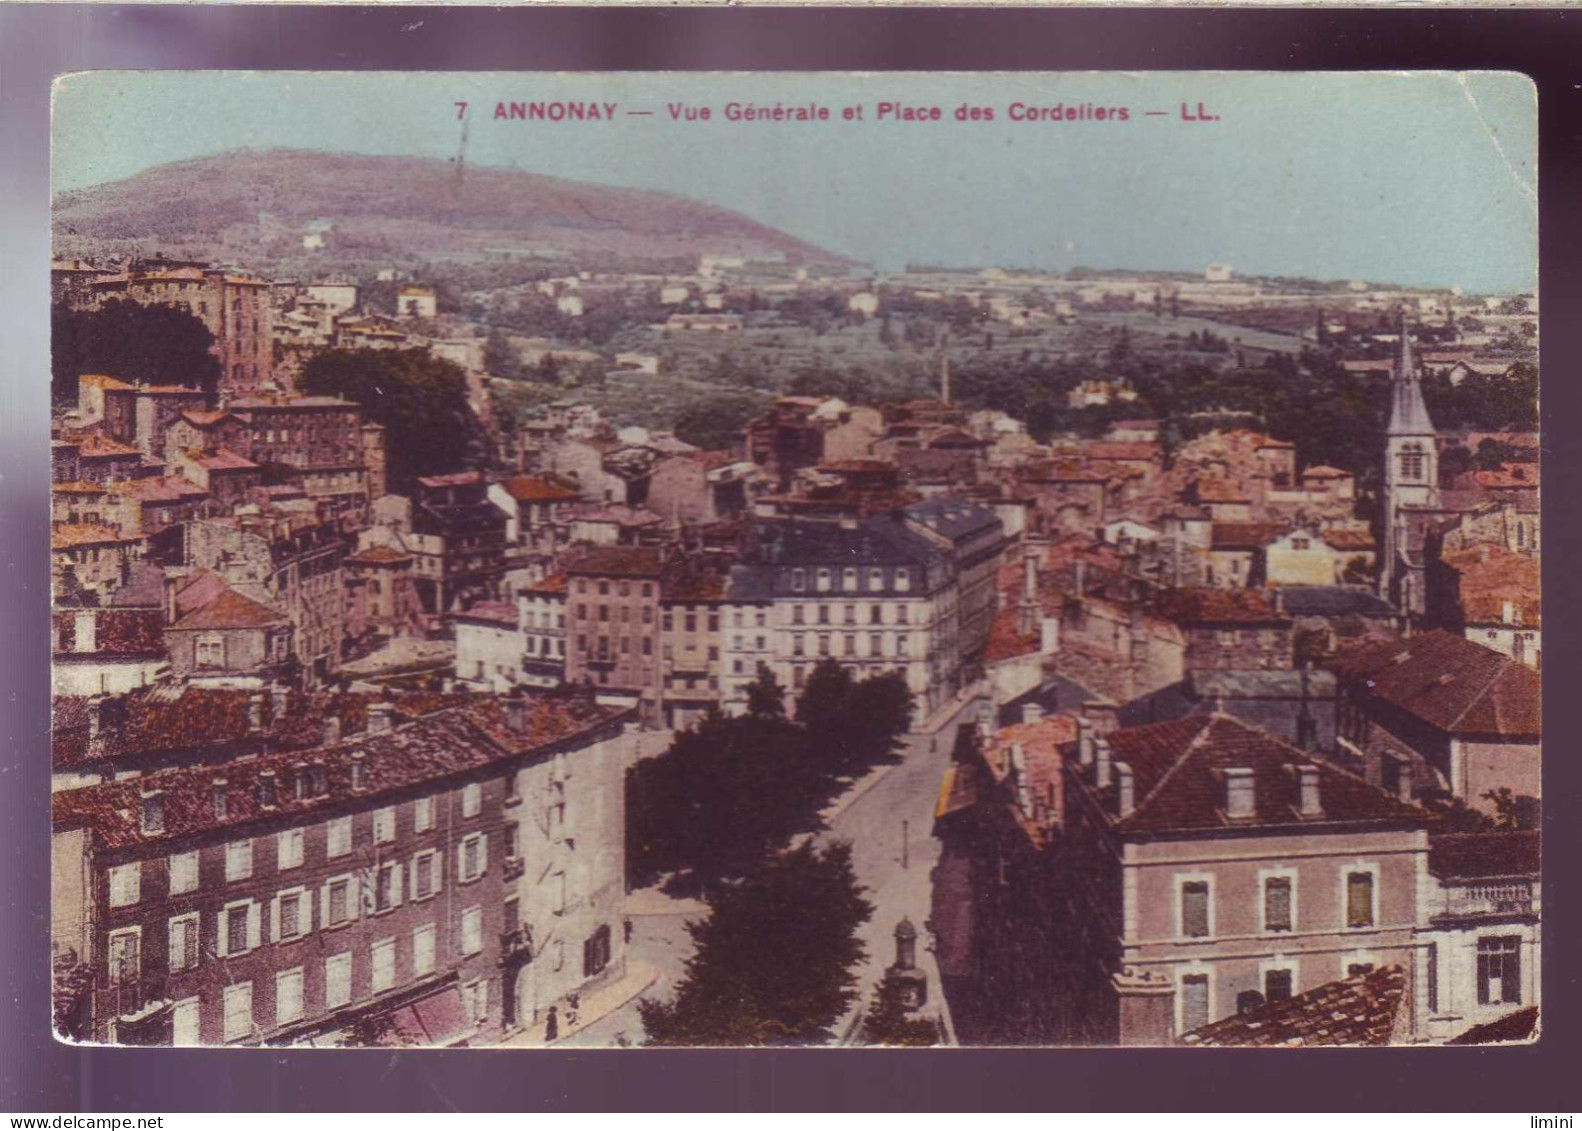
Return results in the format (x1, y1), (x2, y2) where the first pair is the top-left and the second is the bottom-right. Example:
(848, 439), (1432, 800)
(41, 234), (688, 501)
(795, 661), (913, 776)
(860, 978), (941, 1047)
(626, 710), (817, 888)
(744, 662), (787, 721)
(52, 299), (221, 405)
(299, 348), (488, 492)
(639, 841), (873, 1046)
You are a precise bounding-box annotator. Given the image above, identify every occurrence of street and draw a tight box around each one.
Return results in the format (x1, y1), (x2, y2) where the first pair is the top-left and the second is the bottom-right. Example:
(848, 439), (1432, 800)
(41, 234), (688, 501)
(562, 686), (984, 1047)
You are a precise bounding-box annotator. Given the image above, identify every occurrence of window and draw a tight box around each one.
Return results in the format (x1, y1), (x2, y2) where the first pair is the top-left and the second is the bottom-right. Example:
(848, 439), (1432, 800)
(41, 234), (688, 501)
(411, 850), (442, 901)
(869, 568), (884, 590)
(167, 854), (197, 898)
(196, 634), (226, 669)
(225, 840), (253, 882)
(1264, 968), (1294, 1003)
(222, 982), (253, 1042)
(371, 937), (397, 993)
(843, 568), (858, 592)
(459, 833), (488, 882)
(552, 870), (567, 915)
(412, 924), (437, 976)
(276, 829), (304, 871)
(1345, 869), (1376, 929)
(817, 605), (830, 626)
(461, 783), (482, 818)
(897, 634), (910, 657)
(791, 569), (805, 592)
(107, 927), (140, 985)
(326, 817), (352, 858)
(816, 568), (832, 592)
(108, 863), (140, 908)
(583, 925), (612, 978)
(1262, 874), (1294, 933)
(462, 979), (489, 1026)
(324, 952), (352, 1009)
(373, 807), (396, 844)
(414, 797), (435, 833)
(894, 569), (911, 592)
(276, 968), (304, 1025)
(1180, 973), (1210, 1034)
(460, 906), (483, 956)
(168, 913), (200, 972)
(375, 862), (403, 912)
(275, 888), (309, 941)
(1477, 936), (1522, 1005)
(172, 997), (201, 1047)
(1180, 880), (1211, 939)
(324, 877), (357, 927)
(223, 900), (259, 957)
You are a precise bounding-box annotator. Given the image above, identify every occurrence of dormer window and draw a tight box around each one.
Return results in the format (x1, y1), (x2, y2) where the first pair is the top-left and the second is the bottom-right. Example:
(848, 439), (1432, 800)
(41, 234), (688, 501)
(1224, 768), (1255, 820)
(139, 790), (164, 835)
(791, 569), (806, 593)
(895, 568), (911, 593)
(211, 779), (229, 821)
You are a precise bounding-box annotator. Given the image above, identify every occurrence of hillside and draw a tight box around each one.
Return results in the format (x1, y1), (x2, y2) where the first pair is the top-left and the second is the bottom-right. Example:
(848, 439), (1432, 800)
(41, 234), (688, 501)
(52, 148), (849, 272)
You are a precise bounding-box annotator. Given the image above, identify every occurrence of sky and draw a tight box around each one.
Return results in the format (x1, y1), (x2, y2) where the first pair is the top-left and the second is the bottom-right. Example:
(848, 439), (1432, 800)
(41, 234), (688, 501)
(52, 71), (1537, 293)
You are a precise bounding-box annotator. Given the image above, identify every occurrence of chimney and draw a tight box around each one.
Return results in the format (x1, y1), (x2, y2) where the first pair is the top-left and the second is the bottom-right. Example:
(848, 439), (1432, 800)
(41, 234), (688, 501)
(321, 715), (342, 746)
(1080, 699), (1120, 738)
(211, 777), (229, 821)
(138, 788), (165, 835)
(1022, 702), (1044, 726)
(504, 696), (526, 735)
(1076, 716), (1094, 766)
(1094, 735), (1112, 788)
(1297, 764), (1322, 817)
(350, 750), (367, 792)
(368, 701), (394, 735)
(270, 684), (289, 721)
(1040, 616), (1060, 655)
(1008, 742), (1033, 815)
(1224, 766), (1255, 819)
(162, 570), (181, 625)
(257, 770), (278, 809)
(1115, 761), (1135, 817)
(247, 692), (265, 734)
(1074, 558), (1086, 599)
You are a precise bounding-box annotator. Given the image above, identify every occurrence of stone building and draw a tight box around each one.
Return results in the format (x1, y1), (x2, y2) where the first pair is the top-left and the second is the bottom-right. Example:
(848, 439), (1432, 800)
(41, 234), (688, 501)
(51, 694), (633, 1047)
(1051, 713), (1434, 1046)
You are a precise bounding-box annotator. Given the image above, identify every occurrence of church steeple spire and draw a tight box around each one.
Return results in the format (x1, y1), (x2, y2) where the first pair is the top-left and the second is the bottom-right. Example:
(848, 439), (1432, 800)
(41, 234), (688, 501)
(1387, 313), (1435, 437)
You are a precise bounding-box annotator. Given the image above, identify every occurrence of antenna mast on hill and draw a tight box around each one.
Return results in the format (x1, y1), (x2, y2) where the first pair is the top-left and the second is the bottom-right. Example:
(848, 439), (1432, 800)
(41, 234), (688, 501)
(939, 330), (952, 405)
(453, 108), (470, 189)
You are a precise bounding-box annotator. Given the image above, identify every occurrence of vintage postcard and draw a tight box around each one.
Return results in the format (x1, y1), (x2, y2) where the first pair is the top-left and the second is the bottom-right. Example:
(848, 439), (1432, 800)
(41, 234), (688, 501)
(48, 71), (1537, 1049)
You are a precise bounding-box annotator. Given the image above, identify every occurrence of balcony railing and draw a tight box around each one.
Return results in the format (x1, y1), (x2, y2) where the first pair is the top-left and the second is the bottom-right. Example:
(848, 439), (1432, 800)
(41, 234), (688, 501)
(97, 971), (170, 1022)
(1439, 882), (1535, 919)
(499, 926), (534, 962)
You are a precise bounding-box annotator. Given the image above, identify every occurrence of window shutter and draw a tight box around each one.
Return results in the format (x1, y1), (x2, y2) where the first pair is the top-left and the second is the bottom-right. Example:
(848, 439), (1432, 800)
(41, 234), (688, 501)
(269, 896), (280, 944)
(390, 864), (404, 908)
(248, 902), (262, 951)
(478, 833), (488, 875)
(168, 918), (185, 971)
(433, 851), (444, 894)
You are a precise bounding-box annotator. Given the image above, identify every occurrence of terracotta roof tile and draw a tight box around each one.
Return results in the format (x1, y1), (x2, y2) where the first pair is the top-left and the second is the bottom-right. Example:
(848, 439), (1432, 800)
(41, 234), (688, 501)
(1329, 630), (1540, 738)
(1184, 966), (1407, 1047)
(167, 588), (288, 631)
(1073, 714), (1428, 836)
(53, 695), (627, 851)
(1428, 831), (1540, 880)
(1153, 587), (1289, 626)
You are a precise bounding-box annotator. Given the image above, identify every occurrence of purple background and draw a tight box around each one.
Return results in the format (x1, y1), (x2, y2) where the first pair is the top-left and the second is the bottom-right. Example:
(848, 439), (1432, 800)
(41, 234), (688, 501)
(0, 4), (1577, 1112)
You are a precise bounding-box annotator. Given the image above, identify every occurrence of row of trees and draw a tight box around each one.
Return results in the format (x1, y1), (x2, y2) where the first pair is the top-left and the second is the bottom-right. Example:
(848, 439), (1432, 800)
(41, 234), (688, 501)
(627, 661), (913, 891)
(632, 663), (929, 1046)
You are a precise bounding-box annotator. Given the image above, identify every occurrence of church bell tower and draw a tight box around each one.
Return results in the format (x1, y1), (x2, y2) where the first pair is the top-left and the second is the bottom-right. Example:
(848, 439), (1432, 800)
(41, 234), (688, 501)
(1380, 316), (1439, 609)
